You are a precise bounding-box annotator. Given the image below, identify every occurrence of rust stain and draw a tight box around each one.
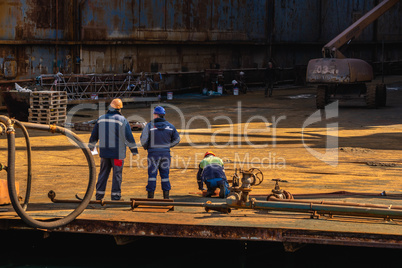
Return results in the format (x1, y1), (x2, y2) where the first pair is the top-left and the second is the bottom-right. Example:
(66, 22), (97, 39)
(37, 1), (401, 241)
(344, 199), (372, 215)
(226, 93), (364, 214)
(33, 219), (400, 249)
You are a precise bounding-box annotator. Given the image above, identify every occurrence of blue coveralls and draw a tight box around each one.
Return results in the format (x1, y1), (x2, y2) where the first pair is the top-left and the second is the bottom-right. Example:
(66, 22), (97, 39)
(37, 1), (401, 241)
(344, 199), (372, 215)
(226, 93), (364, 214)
(89, 109), (138, 200)
(140, 118), (180, 192)
(197, 156), (230, 198)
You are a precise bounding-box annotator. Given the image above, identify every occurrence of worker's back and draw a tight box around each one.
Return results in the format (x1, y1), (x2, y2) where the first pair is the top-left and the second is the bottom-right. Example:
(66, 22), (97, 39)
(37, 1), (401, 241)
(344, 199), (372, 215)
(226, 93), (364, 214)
(199, 156), (224, 169)
(141, 117), (180, 153)
(199, 156), (226, 181)
(89, 110), (136, 159)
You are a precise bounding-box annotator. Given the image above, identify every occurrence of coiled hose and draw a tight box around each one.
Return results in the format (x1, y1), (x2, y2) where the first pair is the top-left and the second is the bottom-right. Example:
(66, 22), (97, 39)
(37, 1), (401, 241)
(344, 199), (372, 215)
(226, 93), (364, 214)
(12, 120), (32, 211)
(4, 119), (96, 229)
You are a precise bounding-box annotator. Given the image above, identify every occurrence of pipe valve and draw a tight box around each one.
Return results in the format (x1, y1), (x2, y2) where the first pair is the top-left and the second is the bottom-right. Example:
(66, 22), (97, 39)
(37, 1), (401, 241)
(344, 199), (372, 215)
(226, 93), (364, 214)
(267, 179), (293, 200)
(0, 123), (6, 135)
(229, 168), (264, 204)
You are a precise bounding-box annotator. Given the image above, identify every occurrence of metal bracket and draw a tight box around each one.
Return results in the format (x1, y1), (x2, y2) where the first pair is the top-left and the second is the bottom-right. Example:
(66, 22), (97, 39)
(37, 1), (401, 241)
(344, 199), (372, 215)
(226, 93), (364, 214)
(310, 211), (320, 219)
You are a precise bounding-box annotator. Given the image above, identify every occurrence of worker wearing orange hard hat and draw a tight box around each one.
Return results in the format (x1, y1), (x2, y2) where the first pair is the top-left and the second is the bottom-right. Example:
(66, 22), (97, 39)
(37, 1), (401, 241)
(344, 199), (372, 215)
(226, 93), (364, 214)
(110, 98), (123, 109)
(204, 151), (215, 158)
(89, 98), (138, 201)
(196, 151), (230, 198)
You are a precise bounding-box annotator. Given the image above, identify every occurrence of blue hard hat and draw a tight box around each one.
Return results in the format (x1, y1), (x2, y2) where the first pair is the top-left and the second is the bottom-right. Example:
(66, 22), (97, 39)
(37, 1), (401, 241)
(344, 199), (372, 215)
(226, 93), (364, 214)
(153, 106), (166, 115)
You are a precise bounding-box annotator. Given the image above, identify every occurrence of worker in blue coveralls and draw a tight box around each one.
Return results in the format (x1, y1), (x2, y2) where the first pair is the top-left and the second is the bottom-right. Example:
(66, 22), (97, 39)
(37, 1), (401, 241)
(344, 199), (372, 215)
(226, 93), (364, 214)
(88, 98), (138, 201)
(140, 106), (180, 199)
(197, 151), (230, 198)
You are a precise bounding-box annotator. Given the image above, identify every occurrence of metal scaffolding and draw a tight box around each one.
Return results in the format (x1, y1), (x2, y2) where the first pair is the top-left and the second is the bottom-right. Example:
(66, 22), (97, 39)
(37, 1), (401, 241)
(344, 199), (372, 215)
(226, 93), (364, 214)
(39, 73), (162, 104)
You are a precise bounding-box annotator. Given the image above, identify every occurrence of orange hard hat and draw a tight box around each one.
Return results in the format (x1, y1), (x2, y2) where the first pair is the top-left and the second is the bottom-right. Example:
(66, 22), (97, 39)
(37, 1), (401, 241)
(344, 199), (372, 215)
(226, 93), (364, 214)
(110, 98), (123, 109)
(204, 151), (216, 158)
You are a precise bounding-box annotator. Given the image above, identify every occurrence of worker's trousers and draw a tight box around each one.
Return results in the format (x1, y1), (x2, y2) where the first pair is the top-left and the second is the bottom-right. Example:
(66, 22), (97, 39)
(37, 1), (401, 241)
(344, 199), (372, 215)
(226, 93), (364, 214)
(146, 152), (171, 192)
(265, 81), (273, 97)
(96, 158), (124, 200)
(205, 178), (230, 198)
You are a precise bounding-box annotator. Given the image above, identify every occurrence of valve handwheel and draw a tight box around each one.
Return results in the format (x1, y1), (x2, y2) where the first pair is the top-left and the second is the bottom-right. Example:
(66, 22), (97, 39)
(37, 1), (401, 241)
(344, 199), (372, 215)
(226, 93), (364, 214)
(248, 168), (264, 186)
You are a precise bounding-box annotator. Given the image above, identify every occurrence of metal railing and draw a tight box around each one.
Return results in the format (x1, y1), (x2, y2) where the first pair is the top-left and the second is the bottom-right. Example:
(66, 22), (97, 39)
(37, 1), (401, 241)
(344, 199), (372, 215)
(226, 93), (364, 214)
(39, 73), (162, 103)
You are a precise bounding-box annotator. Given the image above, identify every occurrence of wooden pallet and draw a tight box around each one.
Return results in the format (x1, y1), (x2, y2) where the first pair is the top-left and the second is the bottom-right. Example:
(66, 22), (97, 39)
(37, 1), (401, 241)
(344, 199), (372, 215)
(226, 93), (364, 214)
(30, 91), (67, 98)
(30, 99), (68, 109)
(28, 108), (67, 117)
(30, 91), (68, 109)
(28, 104), (67, 125)
(28, 116), (67, 125)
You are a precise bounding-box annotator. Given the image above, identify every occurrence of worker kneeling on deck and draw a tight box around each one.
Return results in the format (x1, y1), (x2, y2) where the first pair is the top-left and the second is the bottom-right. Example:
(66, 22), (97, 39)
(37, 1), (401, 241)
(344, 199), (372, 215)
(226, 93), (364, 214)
(88, 98), (138, 201)
(197, 152), (230, 198)
(140, 106), (180, 199)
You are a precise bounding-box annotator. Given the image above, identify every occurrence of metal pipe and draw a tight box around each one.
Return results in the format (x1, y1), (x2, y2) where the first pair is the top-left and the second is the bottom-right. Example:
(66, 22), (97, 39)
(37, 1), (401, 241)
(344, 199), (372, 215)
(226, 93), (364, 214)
(251, 199), (402, 220)
(268, 196), (402, 210)
(48, 191), (131, 206)
(48, 189), (402, 219)
(0, 115), (13, 127)
(251, 190), (402, 200)
(48, 191), (231, 213)
(225, 196), (402, 220)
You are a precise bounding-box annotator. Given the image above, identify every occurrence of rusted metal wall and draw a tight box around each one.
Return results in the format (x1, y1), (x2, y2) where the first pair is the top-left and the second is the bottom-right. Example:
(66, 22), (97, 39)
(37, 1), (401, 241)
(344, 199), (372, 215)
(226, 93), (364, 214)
(273, 0), (321, 43)
(272, 0), (401, 43)
(0, 0), (401, 80)
(320, 0), (375, 42)
(80, 0), (267, 42)
(377, 0), (402, 41)
(271, 0), (402, 67)
(0, 0), (75, 79)
(0, 0), (73, 40)
(79, 44), (266, 74)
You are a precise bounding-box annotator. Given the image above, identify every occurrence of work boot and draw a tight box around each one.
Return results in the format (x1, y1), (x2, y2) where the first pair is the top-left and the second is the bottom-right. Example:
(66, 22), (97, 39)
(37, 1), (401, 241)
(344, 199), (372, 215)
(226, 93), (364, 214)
(219, 184), (227, 198)
(147, 191), (154, 199)
(163, 191), (170, 200)
(205, 189), (215, 197)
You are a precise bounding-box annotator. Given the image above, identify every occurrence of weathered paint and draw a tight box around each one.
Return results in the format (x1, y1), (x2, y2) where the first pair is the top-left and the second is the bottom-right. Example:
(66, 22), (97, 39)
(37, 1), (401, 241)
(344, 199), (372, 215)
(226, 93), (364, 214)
(79, 44), (266, 74)
(273, 0), (321, 43)
(306, 58), (373, 84)
(0, 0), (72, 41)
(0, 0), (400, 43)
(320, 0), (375, 43)
(377, 0), (402, 41)
(2, 217), (402, 249)
(1, 46), (72, 78)
(80, 0), (267, 42)
(0, 0), (400, 80)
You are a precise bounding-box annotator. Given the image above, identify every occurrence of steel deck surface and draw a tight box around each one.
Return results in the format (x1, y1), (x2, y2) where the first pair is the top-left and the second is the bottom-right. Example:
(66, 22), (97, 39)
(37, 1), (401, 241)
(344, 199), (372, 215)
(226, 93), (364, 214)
(1, 85), (402, 250)
(1, 195), (402, 249)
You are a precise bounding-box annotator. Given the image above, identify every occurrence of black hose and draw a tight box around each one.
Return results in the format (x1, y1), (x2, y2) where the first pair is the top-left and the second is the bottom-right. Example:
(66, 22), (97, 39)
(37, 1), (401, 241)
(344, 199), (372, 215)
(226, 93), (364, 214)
(7, 122), (96, 229)
(6, 128), (16, 209)
(12, 120), (32, 211)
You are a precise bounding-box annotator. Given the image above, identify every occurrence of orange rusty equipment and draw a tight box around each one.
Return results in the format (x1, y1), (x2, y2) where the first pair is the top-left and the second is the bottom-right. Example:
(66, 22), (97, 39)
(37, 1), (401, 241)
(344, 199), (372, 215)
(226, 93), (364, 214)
(0, 179), (19, 205)
(306, 0), (400, 109)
